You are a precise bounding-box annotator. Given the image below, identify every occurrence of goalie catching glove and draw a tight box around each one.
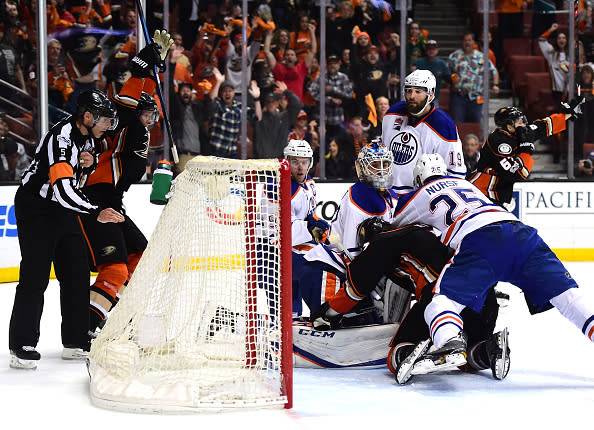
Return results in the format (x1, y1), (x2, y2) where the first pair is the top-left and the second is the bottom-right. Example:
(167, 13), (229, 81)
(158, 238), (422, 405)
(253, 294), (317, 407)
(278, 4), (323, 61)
(130, 30), (174, 78)
(306, 213), (330, 243)
(561, 95), (585, 121)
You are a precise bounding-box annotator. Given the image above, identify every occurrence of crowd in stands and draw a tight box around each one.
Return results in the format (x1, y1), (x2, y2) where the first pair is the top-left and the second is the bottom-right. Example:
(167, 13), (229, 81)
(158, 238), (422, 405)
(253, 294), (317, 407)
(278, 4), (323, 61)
(2, 0), (594, 183)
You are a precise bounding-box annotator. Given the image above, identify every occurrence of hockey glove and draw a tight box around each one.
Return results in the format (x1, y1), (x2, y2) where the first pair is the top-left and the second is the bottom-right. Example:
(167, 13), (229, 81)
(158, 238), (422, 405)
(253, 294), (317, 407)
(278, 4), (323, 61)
(517, 141), (535, 154)
(152, 29), (174, 66)
(306, 213), (330, 243)
(561, 95), (585, 121)
(130, 43), (163, 78)
(310, 302), (342, 330)
(515, 124), (537, 143)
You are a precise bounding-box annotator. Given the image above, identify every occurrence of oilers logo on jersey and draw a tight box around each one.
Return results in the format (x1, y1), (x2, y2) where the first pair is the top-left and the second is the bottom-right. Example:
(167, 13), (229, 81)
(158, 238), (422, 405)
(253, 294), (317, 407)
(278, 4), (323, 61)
(387, 131), (419, 165)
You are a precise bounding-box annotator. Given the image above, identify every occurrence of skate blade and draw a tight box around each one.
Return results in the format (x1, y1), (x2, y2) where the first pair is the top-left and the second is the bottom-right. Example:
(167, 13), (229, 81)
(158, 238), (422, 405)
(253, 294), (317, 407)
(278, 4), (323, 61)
(493, 328), (510, 380)
(395, 339), (431, 385)
(9, 356), (38, 370)
(62, 348), (89, 360)
(411, 352), (467, 375)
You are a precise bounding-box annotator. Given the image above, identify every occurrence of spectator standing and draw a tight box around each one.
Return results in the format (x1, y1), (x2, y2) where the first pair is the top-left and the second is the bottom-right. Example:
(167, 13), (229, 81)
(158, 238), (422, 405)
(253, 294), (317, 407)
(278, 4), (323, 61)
(291, 13), (316, 63)
(413, 40), (451, 108)
(264, 24), (317, 103)
(252, 80), (302, 158)
(539, 23), (570, 109)
(462, 133), (481, 175)
(309, 54), (354, 140)
(271, 28), (291, 65)
(406, 21), (427, 71)
(350, 43), (394, 118)
(448, 31), (500, 123)
(208, 70), (242, 158)
(168, 50), (215, 174)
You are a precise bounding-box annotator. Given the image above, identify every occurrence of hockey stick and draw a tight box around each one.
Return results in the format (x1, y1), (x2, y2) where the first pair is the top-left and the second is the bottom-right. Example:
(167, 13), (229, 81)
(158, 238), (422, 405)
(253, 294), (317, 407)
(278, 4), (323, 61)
(134, 0), (179, 164)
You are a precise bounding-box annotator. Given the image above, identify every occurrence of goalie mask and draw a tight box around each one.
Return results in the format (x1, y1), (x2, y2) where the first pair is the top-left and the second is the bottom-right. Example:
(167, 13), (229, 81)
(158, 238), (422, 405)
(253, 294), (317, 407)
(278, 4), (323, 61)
(404, 69), (436, 116)
(284, 139), (314, 170)
(76, 89), (118, 131)
(355, 140), (394, 191)
(413, 153), (447, 189)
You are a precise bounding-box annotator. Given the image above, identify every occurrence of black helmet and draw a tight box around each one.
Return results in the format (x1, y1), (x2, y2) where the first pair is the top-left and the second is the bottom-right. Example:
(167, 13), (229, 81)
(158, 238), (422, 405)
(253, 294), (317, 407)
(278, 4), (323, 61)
(76, 89), (118, 130)
(136, 92), (159, 124)
(494, 106), (525, 129)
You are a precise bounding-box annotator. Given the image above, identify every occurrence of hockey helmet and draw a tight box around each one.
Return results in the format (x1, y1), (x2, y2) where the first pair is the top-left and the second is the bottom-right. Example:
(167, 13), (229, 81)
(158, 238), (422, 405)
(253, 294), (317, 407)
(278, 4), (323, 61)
(494, 106), (526, 129)
(137, 92), (160, 124)
(284, 139), (314, 170)
(404, 69), (436, 114)
(355, 139), (394, 190)
(356, 216), (392, 248)
(76, 89), (118, 130)
(413, 153), (447, 188)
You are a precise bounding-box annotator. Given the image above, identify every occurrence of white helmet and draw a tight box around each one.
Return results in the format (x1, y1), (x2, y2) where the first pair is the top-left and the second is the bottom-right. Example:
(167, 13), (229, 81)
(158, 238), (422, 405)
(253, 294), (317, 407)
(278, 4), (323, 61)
(413, 153), (447, 188)
(355, 139), (394, 190)
(404, 69), (436, 115)
(284, 139), (313, 170)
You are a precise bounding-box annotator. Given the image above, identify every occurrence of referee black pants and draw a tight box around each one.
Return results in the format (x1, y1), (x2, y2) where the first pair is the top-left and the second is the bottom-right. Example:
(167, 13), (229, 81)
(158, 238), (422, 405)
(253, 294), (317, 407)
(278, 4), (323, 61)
(9, 187), (90, 350)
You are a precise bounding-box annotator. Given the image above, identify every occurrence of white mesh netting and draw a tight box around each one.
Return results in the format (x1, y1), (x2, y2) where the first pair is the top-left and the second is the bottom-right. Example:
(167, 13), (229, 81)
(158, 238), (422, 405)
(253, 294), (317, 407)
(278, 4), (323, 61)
(88, 156), (291, 412)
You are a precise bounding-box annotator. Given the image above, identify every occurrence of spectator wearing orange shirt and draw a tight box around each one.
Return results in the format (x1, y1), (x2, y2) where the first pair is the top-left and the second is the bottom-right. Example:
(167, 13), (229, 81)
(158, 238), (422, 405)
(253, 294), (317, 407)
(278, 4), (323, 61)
(290, 14), (316, 63)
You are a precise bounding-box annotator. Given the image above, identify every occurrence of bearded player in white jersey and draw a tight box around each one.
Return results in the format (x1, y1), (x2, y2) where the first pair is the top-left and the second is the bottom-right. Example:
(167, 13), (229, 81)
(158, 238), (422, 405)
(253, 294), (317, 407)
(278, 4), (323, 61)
(391, 154), (594, 384)
(382, 70), (466, 195)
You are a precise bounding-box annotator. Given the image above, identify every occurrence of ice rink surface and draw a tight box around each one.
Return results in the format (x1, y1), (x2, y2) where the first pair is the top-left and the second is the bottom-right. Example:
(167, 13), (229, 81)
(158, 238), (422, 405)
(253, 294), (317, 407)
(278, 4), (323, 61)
(2, 262), (594, 429)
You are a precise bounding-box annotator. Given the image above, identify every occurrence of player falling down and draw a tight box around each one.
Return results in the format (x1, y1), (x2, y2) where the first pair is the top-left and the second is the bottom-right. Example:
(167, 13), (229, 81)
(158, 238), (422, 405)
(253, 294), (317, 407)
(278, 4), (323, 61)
(385, 153), (594, 384)
(311, 215), (506, 381)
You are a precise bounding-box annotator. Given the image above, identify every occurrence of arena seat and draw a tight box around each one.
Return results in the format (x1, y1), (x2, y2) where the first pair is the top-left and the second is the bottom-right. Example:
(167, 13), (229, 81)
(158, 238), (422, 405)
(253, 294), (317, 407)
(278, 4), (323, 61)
(456, 122), (483, 142)
(438, 86), (450, 114)
(583, 143), (594, 158)
(508, 55), (548, 103)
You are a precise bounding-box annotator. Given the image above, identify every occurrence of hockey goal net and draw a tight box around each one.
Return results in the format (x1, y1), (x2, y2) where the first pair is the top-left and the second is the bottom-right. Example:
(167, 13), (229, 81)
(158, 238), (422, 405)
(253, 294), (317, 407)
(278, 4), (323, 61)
(88, 156), (292, 412)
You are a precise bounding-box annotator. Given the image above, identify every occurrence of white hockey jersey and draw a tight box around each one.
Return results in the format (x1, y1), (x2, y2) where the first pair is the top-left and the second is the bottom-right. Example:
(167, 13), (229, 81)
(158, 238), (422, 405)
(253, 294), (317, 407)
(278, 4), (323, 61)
(382, 102), (466, 194)
(330, 181), (398, 257)
(290, 176), (318, 246)
(393, 176), (517, 248)
(304, 180), (398, 272)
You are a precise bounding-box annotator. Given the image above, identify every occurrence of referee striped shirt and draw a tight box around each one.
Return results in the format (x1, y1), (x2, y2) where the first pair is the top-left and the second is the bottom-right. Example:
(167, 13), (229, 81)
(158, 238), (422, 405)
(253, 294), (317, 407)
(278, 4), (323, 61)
(21, 117), (100, 215)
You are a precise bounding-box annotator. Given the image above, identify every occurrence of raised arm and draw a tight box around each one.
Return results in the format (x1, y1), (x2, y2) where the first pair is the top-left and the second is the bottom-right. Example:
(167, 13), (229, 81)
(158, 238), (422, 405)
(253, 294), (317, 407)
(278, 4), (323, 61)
(304, 23), (317, 70)
(263, 30), (277, 71)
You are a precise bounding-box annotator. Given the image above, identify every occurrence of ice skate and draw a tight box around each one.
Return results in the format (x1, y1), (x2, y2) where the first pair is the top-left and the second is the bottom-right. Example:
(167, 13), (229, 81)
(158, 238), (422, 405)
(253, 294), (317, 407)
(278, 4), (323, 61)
(411, 331), (468, 376)
(488, 328), (510, 380)
(62, 344), (90, 360)
(387, 342), (415, 374)
(9, 346), (40, 369)
(395, 338), (432, 385)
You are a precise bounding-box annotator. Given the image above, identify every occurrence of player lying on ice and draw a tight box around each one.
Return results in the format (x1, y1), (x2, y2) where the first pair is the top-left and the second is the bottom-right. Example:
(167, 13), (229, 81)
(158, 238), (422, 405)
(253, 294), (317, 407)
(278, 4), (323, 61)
(375, 153), (594, 384)
(310, 213), (508, 380)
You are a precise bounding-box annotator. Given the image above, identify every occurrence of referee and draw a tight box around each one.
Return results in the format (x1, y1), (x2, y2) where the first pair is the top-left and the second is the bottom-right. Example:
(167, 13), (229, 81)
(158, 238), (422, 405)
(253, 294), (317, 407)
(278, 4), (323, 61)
(9, 89), (125, 369)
